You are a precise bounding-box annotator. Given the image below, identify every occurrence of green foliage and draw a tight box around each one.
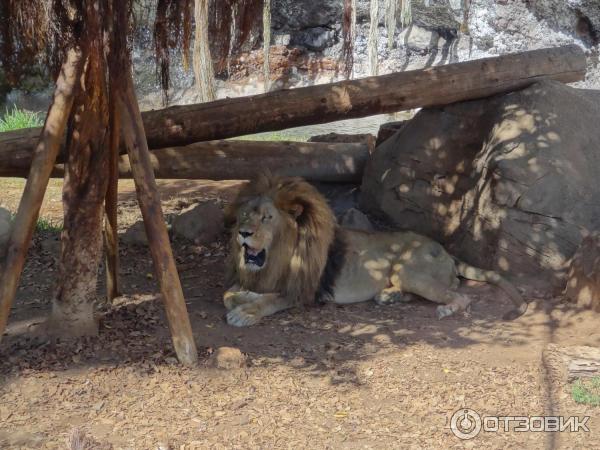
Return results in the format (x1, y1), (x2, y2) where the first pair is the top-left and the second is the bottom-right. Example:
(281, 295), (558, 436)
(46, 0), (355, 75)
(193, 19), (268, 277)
(572, 377), (600, 406)
(0, 106), (44, 132)
(35, 217), (62, 233)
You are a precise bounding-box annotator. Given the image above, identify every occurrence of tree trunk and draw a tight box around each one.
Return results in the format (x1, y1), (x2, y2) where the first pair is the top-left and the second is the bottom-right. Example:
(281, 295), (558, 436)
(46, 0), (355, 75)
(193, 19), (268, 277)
(0, 48), (83, 342)
(50, 13), (110, 336)
(0, 45), (586, 158)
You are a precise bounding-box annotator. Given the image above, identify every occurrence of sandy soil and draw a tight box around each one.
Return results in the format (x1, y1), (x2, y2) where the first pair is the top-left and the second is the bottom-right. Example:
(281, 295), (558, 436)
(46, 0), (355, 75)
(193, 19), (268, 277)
(1, 178), (599, 449)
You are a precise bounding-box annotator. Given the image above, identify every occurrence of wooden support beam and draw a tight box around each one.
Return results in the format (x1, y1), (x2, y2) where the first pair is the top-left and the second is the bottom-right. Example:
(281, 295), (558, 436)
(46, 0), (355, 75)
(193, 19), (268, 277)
(118, 73), (198, 367)
(1, 140), (370, 183)
(0, 45), (587, 157)
(0, 49), (83, 342)
(118, 140), (369, 182)
(141, 45), (586, 148)
(104, 88), (120, 303)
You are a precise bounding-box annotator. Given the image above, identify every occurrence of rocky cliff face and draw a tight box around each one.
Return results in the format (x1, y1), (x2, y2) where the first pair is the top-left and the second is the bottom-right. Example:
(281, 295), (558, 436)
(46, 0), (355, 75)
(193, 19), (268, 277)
(3, 0), (599, 111)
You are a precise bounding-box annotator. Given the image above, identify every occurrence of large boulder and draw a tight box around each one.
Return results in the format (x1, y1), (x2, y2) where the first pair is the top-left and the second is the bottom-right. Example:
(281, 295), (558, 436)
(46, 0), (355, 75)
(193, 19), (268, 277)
(171, 201), (224, 244)
(360, 81), (600, 292)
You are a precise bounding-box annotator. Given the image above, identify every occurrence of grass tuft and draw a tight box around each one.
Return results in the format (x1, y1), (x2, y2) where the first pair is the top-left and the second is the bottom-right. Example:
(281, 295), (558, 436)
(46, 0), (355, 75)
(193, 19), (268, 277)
(0, 106), (44, 132)
(35, 217), (62, 233)
(572, 376), (600, 406)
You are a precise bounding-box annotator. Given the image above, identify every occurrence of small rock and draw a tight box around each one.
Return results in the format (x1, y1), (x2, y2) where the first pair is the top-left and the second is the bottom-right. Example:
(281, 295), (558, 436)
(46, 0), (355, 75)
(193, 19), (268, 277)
(208, 346), (246, 370)
(121, 221), (148, 246)
(340, 208), (374, 232)
(400, 24), (444, 53)
(172, 201), (224, 244)
(40, 236), (61, 256)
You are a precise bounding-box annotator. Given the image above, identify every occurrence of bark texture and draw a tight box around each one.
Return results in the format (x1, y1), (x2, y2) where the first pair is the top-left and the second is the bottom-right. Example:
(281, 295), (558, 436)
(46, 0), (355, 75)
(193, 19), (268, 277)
(51, 9), (110, 336)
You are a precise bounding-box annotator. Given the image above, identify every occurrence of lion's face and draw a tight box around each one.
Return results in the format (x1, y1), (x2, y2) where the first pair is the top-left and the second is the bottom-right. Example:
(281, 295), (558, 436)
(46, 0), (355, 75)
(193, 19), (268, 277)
(228, 174), (337, 305)
(234, 196), (288, 272)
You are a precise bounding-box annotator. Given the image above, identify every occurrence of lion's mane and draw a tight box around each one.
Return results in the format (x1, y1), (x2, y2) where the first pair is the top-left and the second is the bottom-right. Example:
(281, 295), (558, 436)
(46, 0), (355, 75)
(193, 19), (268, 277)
(226, 174), (344, 306)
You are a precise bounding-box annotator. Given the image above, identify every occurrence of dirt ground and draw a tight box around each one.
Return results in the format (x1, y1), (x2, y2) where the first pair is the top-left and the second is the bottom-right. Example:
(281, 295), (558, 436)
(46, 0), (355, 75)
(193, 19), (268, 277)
(1, 178), (600, 449)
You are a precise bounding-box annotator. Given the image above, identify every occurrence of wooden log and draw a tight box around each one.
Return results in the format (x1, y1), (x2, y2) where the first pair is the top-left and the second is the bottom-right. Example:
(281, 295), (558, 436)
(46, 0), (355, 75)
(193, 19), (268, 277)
(118, 73), (198, 367)
(119, 140), (369, 182)
(142, 45), (586, 148)
(104, 88), (120, 303)
(0, 48), (83, 342)
(1, 140), (370, 183)
(544, 344), (600, 382)
(0, 45), (586, 157)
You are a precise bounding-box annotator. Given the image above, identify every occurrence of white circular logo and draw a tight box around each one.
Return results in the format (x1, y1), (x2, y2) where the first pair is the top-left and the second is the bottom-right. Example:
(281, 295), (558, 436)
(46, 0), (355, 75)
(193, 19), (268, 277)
(451, 408), (482, 440)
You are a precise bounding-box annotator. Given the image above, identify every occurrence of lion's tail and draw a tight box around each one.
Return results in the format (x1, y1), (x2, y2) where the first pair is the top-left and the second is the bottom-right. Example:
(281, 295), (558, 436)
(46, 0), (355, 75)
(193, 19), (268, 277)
(455, 261), (528, 320)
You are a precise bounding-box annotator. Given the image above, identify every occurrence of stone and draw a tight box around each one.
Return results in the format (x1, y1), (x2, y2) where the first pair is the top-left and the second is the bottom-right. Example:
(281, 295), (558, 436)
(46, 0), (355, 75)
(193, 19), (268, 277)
(340, 208), (374, 232)
(376, 121), (407, 146)
(399, 24), (445, 54)
(208, 346), (247, 370)
(290, 27), (337, 52)
(171, 201), (224, 244)
(360, 81), (600, 293)
(564, 232), (600, 311)
(121, 221), (148, 246)
(272, 0), (341, 30)
(40, 235), (61, 256)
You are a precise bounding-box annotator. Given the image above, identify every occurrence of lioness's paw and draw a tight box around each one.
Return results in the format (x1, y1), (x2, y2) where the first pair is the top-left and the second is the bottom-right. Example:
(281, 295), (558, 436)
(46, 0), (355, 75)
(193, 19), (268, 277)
(223, 290), (258, 310)
(374, 290), (414, 305)
(227, 303), (263, 327)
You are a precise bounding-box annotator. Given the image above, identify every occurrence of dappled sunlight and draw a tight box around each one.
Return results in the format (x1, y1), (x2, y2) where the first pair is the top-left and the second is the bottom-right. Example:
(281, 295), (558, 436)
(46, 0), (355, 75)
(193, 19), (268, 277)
(361, 81), (599, 296)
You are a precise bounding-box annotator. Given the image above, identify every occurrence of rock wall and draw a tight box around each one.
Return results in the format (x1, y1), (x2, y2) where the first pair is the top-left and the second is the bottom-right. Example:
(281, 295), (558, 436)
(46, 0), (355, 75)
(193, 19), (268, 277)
(2, 0), (599, 111)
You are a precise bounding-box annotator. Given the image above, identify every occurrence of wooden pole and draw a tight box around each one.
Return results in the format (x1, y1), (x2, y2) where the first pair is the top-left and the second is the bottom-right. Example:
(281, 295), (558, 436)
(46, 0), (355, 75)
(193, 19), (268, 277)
(118, 73), (198, 367)
(115, 140), (369, 182)
(0, 48), (83, 341)
(1, 140), (370, 183)
(0, 45), (586, 157)
(137, 45), (588, 148)
(104, 87), (120, 303)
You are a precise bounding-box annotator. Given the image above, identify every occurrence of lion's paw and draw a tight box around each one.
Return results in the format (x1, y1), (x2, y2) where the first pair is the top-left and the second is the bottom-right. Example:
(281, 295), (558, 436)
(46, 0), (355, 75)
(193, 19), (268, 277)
(436, 305), (455, 320)
(223, 290), (260, 310)
(374, 290), (414, 305)
(227, 303), (263, 327)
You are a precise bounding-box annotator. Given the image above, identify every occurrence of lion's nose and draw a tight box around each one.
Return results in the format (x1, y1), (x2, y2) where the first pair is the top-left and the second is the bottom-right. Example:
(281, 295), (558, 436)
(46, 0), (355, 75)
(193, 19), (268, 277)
(239, 230), (253, 238)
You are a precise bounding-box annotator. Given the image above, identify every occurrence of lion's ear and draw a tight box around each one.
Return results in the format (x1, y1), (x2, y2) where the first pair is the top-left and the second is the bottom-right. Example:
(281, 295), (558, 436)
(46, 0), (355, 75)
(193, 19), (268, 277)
(288, 203), (304, 219)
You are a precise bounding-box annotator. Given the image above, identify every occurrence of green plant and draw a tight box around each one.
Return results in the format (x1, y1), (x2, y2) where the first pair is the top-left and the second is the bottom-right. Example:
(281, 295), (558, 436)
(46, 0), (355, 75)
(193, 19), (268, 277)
(572, 377), (600, 406)
(35, 217), (62, 233)
(0, 106), (44, 132)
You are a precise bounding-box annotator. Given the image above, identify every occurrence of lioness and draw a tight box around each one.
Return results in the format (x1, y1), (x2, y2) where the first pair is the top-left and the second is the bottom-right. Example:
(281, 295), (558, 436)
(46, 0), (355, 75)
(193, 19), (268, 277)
(224, 174), (527, 327)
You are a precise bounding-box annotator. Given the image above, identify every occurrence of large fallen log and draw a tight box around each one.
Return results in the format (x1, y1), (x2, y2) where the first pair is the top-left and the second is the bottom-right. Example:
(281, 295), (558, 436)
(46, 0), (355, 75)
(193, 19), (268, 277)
(1, 140), (370, 183)
(544, 344), (600, 382)
(0, 45), (586, 160)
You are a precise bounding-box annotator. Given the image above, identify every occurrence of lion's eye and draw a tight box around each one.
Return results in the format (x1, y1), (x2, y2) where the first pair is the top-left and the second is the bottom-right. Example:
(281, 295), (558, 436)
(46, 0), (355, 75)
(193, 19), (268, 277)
(262, 215), (272, 223)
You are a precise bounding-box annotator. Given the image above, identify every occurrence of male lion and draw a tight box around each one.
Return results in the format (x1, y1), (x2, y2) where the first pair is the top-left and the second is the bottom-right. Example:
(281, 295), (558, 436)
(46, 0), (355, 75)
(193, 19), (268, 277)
(224, 174), (527, 327)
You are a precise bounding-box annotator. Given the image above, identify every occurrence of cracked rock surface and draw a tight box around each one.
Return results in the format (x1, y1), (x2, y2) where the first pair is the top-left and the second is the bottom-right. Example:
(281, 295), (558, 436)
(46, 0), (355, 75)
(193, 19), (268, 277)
(360, 80), (600, 292)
